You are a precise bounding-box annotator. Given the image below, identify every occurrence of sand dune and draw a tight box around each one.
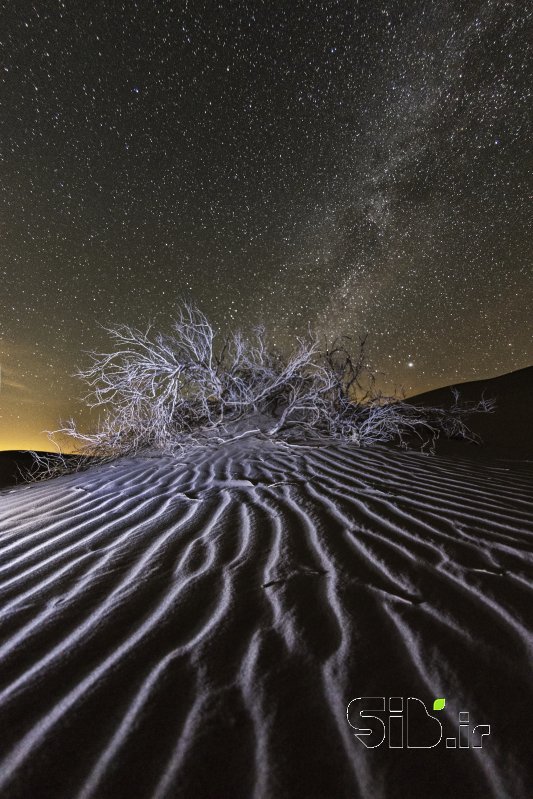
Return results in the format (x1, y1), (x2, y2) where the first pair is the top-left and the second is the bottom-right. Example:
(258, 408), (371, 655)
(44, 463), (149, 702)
(0, 451), (81, 491)
(0, 451), (43, 490)
(410, 365), (533, 459)
(1, 436), (532, 798)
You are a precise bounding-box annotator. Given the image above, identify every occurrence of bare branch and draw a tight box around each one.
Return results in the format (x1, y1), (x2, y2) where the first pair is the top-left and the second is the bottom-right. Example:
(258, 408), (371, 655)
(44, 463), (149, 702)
(36, 301), (494, 477)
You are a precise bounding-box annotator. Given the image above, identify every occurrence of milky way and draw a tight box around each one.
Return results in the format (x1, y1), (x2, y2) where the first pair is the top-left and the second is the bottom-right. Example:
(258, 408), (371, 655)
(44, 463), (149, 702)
(0, 1), (531, 448)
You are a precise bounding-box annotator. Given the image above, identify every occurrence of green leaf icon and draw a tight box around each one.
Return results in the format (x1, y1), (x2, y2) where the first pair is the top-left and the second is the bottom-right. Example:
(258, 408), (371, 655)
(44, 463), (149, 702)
(433, 698), (446, 711)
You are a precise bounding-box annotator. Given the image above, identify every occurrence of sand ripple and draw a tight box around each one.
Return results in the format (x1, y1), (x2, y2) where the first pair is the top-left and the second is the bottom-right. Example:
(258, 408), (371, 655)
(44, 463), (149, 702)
(0, 442), (532, 798)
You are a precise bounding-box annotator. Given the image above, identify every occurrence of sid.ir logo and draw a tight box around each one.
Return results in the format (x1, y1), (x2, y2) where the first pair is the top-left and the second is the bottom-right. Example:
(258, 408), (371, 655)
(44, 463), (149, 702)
(347, 697), (491, 749)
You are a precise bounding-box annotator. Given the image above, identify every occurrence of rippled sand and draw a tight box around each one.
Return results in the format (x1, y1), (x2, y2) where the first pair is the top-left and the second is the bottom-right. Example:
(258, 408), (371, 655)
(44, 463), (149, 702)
(1, 439), (532, 798)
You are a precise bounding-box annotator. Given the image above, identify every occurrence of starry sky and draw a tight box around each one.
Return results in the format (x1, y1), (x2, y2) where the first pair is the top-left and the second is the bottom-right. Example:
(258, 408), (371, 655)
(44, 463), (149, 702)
(1, 0), (531, 450)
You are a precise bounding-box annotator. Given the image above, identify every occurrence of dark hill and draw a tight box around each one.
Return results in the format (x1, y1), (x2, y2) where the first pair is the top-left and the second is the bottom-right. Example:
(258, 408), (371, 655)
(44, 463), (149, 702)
(410, 365), (533, 459)
(0, 451), (79, 489)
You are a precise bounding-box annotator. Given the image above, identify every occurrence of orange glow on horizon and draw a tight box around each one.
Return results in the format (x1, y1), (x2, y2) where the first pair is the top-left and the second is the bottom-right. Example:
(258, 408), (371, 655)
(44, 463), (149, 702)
(0, 433), (78, 454)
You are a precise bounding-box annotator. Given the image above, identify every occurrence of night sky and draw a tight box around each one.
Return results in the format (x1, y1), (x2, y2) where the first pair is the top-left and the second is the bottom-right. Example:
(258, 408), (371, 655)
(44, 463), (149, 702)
(1, 1), (531, 449)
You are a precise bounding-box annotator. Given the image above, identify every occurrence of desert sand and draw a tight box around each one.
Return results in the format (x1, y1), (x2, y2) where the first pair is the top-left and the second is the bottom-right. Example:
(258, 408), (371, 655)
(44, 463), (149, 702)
(0, 369), (532, 798)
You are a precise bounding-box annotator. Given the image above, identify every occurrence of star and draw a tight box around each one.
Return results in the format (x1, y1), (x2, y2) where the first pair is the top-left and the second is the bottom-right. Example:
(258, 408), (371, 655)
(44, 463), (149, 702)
(0, 0), (530, 448)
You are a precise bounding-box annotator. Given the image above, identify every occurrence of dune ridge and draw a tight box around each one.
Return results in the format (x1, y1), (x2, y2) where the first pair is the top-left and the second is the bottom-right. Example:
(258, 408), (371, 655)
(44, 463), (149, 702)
(0, 440), (532, 798)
